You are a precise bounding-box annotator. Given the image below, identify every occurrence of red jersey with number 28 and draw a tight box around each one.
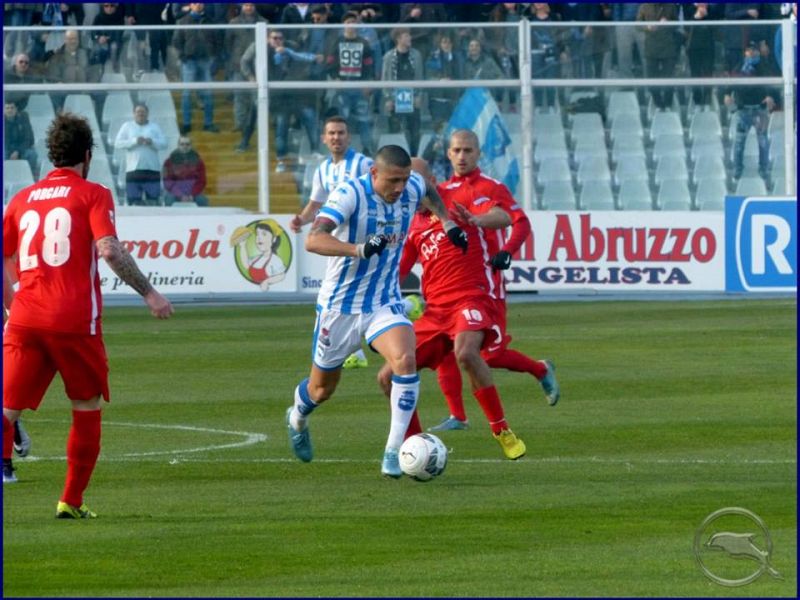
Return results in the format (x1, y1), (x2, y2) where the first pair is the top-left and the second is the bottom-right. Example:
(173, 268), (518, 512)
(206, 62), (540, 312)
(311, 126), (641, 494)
(3, 168), (117, 334)
(400, 204), (498, 307)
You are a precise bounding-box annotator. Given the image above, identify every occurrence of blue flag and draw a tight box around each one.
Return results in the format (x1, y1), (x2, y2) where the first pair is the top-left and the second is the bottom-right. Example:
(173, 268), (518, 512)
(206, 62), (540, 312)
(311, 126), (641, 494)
(446, 87), (520, 195)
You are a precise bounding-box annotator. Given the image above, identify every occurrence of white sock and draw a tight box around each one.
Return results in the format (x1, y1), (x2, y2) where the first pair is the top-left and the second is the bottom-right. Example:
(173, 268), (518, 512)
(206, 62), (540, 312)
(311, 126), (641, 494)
(386, 373), (419, 451)
(290, 378), (317, 431)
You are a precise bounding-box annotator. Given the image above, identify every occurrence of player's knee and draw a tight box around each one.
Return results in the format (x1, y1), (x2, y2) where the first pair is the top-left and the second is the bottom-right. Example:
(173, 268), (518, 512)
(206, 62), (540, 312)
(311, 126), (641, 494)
(390, 351), (416, 376)
(454, 346), (481, 371)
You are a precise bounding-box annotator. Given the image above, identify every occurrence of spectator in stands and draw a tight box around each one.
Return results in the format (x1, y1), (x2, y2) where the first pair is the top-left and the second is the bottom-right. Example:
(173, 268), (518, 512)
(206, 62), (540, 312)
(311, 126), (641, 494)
(4, 53), (40, 111)
(280, 3), (313, 51)
(326, 11), (376, 154)
(556, 3), (610, 79)
(611, 3), (644, 78)
(722, 4), (761, 74)
(3, 4), (36, 60)
(46, 30), (92, 111)
(463, 38), (504, 104)
(128, 4), (172, 73)
(239, 29), (323, 168)
(486, 3), (526, 112)
(685, 3), (715, 107)
(636, 3), (680, 110)
(399, 3), (448, 60)
(528, 3), (566, 110)
(114, 103), (167, 206)
(91, 3), (125, 73)
(162, 136), (209, 206)
(3, 101), (38, 175)
(172, 3), (222, 134)
(382, 27), (424, 155)
(226, 3), (265, 134)
(425, 32), (465, 131)
(724, 41), (779, 182)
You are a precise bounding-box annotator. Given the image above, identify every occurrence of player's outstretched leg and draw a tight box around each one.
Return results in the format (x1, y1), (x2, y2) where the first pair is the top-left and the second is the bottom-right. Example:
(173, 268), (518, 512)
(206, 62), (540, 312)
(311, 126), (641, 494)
(486, 349), (560, 406)
(286, 378), (316, 462)
(474, 386), (526, 461)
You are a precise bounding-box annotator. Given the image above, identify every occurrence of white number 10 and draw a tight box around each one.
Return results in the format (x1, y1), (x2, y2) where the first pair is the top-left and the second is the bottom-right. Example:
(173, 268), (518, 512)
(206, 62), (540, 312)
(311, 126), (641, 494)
(18, 207), (72, 270)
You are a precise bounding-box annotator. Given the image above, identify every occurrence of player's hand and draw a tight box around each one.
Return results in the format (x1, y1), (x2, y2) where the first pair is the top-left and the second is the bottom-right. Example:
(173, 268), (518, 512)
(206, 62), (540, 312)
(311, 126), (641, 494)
(449, 202), (477, 226)
(144, 289), (174, 319)
(358, 234), (388, 259)
(490, 250), (512, 270)
(290, 214), (304, 233)
(445, 225), (468, 253)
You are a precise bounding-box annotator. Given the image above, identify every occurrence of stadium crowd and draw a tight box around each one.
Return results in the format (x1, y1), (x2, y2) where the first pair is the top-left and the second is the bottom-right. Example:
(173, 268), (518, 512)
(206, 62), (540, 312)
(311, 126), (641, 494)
(3, 3), (795, 207)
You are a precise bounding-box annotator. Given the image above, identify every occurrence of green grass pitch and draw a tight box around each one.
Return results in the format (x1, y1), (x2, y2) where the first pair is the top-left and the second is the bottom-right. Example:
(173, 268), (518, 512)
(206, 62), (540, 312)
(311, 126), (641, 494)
(2, 299), (796, 597)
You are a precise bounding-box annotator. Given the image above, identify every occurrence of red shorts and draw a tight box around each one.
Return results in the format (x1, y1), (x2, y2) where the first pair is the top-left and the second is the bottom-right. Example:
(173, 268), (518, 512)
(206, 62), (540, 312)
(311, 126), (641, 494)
(3, 325), (110, 411)
(480, 297), (511, 358)
(415, 296), (501, 370)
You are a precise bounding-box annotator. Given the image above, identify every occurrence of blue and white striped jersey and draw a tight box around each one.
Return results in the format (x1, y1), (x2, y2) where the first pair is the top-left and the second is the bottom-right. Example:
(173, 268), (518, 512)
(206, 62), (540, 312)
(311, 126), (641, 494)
(309, 148), (373, 205)
(316, 170), (427, 314)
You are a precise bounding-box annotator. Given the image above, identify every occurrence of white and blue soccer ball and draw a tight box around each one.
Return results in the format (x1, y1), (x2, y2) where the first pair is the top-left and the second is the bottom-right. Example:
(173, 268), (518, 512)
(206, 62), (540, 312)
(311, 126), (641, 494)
(399, 433), (448, 481)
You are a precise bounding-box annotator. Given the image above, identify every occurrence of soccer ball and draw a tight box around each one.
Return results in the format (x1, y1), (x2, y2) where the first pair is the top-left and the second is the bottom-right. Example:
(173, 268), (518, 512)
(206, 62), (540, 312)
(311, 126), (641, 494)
(399, 433), (448, 481)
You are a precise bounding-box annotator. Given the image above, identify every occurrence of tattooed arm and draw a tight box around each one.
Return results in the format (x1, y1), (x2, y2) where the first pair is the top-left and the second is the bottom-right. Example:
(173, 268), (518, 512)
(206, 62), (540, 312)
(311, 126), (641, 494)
(420, 184), (468, 253)
(305, 217), (387, 259)
(97, 236), (173, 319)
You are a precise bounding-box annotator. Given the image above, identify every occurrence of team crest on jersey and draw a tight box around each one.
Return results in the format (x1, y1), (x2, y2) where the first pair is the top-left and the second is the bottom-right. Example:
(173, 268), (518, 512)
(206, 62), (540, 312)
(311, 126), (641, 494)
(229, 219), (292, 291)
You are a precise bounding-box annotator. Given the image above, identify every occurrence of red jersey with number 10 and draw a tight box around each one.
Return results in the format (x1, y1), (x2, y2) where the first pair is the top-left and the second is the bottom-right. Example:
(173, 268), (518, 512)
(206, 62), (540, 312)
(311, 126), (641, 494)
(3, 168), (117, 334)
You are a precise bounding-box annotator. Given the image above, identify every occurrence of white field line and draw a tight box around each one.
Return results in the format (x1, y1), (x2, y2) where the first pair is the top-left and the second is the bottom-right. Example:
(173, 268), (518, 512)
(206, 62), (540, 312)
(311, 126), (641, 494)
(19, 420), (796, 465)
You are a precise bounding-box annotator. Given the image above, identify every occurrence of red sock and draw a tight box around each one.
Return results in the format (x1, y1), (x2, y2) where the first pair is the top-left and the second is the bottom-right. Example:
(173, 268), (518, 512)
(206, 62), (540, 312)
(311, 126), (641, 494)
(2, 415), (13, 460)
(486, 349), (547, 379)
(405, 409), (423, 439)
(61, 410), (102, 507)
(473, 386), (507, 434)
(437, 352), (468, 421)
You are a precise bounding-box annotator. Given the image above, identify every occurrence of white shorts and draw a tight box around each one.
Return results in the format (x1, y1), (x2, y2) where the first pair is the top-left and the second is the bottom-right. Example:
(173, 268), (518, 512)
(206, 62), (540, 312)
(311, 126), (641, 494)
(312, 303), (412, 370)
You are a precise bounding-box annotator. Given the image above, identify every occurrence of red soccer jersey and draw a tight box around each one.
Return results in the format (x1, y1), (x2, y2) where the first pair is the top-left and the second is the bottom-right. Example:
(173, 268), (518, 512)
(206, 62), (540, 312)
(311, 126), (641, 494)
(3, 168), (117, 334)
(400, 206), (498, 308)
(439, 168), (531, 298)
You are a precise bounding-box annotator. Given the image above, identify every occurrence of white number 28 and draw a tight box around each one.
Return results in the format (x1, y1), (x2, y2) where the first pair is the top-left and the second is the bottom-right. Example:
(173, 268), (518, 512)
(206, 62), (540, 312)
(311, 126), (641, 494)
(18, 207), (72, 270)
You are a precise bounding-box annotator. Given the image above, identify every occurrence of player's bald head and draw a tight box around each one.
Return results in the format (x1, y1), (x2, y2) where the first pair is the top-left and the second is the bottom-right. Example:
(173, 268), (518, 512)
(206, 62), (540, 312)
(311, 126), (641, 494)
(449, 129), (480, 150)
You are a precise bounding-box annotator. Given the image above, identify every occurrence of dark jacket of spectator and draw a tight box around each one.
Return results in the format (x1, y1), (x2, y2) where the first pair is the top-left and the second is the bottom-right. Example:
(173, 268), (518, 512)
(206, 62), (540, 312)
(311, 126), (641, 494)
(280, 3), (313, 50)
(172, 11), (222, 61)
(636, 3), (680, 59)
(46, 32), (90, 83)
(225, 5), (266, 73)
(326, 31), (376, 80)
(163, 147), (207, 198)
(4, 105), (35, 160)
(4, 55), (41, 110)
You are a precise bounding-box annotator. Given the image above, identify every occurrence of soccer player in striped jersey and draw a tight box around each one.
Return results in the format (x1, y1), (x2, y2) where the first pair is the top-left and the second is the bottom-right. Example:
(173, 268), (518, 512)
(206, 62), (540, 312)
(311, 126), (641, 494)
(289, 116), (420, 368)
(286, 145), (467, 477)
(290, 116), (373, 234)
(2, 113), (173, 516)
(427, 129), (559, 432)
